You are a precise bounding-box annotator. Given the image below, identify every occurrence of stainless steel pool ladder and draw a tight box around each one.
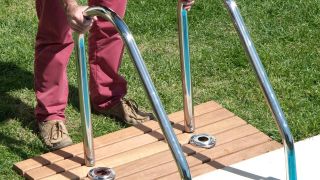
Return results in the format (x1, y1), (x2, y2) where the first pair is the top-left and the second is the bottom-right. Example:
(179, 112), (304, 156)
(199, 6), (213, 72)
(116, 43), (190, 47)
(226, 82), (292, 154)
(224, 0), (297, 179)
(74, 6), (192, 180)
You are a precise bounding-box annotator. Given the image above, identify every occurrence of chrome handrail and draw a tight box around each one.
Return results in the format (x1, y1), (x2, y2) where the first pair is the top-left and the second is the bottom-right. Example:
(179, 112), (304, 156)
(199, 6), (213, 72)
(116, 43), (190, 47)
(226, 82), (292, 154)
(75, 6), (191, 180)
(178, 2), (195, 133)
(74, 33), (95, 167)
(224, 1), (297, 179)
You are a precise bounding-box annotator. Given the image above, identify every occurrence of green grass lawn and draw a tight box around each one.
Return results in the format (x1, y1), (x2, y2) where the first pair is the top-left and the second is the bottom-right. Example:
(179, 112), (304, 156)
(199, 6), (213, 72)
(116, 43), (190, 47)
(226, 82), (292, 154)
(1, 0), (320, 179)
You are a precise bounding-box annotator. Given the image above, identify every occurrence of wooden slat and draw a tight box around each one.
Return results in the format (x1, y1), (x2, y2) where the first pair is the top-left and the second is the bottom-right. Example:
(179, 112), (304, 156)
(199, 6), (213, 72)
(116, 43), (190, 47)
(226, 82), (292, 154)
(14, 101), (220, 175)
(40, 115), (243, 180)
(114, 124), (263, 179)
(118, 130), (271, 180)
(168, 101), (222, 121)
(159, 141), (282, 180)
(26, 130), (167, 180)
(25, 105), (231, 180)
(191, 141), (282, 177)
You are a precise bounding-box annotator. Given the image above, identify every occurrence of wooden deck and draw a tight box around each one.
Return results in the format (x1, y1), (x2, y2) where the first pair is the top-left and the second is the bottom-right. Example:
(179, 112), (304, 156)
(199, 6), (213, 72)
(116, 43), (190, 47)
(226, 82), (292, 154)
(13, 101), (282, 180)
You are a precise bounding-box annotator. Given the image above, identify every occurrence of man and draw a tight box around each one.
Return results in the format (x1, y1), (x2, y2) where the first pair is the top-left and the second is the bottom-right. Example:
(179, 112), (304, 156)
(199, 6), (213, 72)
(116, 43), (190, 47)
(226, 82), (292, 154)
(35, 0), (195, 150)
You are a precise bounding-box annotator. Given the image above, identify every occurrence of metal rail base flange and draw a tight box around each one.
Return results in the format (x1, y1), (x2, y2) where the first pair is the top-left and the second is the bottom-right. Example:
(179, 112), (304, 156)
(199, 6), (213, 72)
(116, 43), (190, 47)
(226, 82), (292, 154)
(190, 133), (216, 149)
(88, 167), (116, 180)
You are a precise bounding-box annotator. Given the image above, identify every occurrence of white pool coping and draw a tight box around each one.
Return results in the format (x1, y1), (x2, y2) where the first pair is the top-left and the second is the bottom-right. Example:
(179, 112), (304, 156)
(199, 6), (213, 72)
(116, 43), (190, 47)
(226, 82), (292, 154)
(194, 135), (320, 180)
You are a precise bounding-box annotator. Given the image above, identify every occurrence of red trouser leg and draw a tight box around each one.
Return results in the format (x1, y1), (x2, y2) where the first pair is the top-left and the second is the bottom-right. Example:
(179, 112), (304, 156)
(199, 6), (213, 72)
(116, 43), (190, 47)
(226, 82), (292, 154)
(88, 0), (128, 111)
(34, 0), (73, 122)
(35, 0), (128, 121)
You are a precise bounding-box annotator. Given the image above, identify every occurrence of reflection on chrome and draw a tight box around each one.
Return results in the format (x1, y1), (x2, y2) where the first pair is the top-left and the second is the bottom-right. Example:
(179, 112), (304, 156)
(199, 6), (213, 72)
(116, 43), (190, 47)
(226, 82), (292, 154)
(178, 1), (195, 133)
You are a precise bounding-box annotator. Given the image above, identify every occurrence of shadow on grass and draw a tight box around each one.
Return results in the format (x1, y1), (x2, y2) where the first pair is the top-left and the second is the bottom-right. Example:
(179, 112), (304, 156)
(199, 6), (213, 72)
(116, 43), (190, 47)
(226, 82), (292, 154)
(0, 132), (45, 160)
(0, 61), (81, 126)
(0, 61), (36, 130)
(0, 61), (80, 158)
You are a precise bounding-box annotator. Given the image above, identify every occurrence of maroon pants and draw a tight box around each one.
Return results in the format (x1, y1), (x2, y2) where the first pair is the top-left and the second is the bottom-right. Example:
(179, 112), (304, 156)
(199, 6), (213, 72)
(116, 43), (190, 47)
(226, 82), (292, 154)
(34, 0), (128, 122)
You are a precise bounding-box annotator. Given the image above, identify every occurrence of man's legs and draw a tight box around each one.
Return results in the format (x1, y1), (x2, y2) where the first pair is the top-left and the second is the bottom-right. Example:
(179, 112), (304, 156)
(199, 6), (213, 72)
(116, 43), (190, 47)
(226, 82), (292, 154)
(35, 0), (73, 122)
(88, 0), (128, 111)
(34, 0), (153, 150)
(88, 0), (155, 124)
(34, 0), (73, 149)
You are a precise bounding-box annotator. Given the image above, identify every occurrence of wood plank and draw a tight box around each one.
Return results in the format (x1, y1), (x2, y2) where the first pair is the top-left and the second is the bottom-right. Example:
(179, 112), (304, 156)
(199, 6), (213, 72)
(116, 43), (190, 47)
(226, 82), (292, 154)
(190, 141), (282, 177)
(91, 118), (248, 170)
(40, 115), (244, 180)
(26, 106), (232, 179)
(114, 125), (263, 179)
(159, 141), (282, 180)
(25, 130), (166, 180)
(14, 101), (220, 175)
(168, 101), (222, 121)
(118, 131), (271, 180)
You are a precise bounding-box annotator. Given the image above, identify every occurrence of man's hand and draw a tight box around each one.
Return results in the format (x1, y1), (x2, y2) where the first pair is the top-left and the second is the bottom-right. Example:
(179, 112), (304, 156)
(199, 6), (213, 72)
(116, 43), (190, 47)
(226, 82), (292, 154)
(60, 0), (94, 33)
(180, 0), (195, 11)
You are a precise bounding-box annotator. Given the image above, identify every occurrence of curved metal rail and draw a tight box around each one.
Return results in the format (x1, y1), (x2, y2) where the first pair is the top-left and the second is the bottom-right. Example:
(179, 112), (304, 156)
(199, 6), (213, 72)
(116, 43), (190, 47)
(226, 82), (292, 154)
(224, 0), (297, 179)
(74, 33), (95, 167)
(177, 2), (195, 133)
(74, 6), (191, 180)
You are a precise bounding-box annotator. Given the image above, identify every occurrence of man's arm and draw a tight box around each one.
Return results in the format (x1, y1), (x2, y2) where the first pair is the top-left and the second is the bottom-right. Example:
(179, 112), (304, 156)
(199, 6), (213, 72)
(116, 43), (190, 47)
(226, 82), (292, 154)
(60, 0), (78, 11)
(59, 0), (194, 33)
(180, 0), (195, 11)
(59, 0), (93, 33)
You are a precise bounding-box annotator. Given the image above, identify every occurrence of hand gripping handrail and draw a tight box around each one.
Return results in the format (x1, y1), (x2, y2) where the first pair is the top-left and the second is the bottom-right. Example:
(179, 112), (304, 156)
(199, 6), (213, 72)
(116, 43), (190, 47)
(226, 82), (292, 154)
(224, 1), (297, 179)
(74, 6), (192, 180)
(177, 2), (195, 133)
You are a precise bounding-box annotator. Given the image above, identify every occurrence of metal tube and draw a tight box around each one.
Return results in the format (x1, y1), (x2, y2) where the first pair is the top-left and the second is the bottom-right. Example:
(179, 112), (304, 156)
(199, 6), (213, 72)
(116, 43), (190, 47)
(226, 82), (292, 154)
(74, 34), (95, 167)
(82, 6), (191, 180)
(177, 2), (195, 133)
(224, 1), (297, 179)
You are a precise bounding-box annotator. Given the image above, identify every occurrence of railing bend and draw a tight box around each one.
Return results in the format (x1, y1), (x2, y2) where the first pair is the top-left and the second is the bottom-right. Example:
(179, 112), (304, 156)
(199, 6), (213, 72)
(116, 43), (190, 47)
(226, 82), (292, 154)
(224, 1), (297, 179)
